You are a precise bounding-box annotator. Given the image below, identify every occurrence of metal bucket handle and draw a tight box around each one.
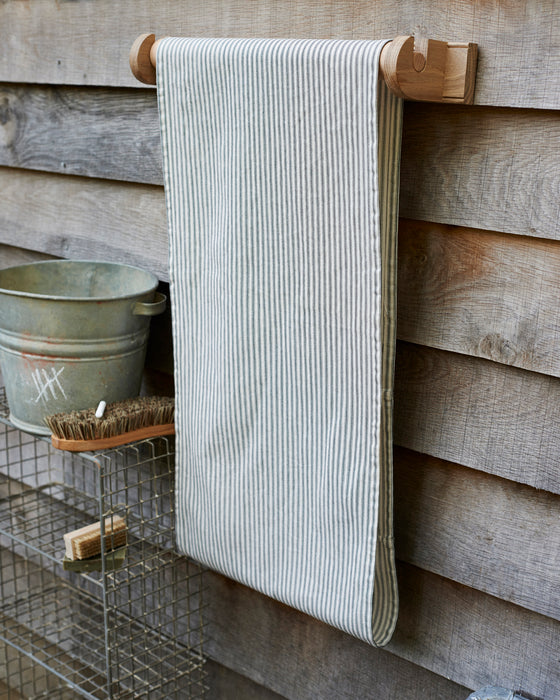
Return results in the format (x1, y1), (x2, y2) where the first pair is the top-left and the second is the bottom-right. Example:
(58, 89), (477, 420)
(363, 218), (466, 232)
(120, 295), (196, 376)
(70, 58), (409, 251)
(132, 291), (167, 316)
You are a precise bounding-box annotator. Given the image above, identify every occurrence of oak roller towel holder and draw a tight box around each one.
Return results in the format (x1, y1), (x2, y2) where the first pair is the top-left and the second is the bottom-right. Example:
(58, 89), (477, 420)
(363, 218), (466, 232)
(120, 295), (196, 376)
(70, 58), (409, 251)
(129, 33), (478, 104)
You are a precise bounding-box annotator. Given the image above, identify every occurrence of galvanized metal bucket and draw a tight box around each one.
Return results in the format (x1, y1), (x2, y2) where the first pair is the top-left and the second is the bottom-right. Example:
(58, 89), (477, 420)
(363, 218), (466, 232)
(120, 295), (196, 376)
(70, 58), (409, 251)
(0, 260), (166, 435)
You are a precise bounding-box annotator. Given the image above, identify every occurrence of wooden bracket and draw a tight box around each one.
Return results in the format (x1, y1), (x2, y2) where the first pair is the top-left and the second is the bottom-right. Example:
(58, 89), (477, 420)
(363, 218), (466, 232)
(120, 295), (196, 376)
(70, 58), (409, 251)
(130, 33), (478, 104)
(379, 35), (478, 104)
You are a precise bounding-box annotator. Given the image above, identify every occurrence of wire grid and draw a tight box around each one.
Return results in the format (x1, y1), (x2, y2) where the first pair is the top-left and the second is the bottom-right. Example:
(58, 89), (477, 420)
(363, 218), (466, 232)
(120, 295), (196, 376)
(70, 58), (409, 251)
(0, 388), (208, 699)
(1, 638), (82, 699)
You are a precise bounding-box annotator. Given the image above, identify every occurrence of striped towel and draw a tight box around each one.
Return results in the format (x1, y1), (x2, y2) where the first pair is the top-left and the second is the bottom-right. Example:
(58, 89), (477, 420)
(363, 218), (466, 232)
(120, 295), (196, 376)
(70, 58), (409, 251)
(157, 37), (402, 646)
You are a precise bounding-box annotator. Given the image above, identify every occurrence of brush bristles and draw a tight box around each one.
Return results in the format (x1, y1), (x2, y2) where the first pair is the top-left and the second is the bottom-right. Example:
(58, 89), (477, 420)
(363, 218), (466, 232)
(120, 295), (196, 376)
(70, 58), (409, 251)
(45, 396), (175, 441)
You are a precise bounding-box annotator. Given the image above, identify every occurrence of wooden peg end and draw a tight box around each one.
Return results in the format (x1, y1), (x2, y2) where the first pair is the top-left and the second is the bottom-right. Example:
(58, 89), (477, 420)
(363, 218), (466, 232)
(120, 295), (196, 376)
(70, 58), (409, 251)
(130, 33), (157, 85)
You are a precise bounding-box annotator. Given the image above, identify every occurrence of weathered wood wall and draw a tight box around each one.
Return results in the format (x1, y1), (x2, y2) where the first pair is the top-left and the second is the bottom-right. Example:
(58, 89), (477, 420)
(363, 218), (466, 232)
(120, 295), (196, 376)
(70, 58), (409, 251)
(0, 1), (559, 698)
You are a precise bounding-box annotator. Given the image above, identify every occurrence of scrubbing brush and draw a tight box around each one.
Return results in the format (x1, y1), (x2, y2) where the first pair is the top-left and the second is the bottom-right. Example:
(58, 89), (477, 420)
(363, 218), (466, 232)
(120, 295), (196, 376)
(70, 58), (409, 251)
(46, 396), (175, 451)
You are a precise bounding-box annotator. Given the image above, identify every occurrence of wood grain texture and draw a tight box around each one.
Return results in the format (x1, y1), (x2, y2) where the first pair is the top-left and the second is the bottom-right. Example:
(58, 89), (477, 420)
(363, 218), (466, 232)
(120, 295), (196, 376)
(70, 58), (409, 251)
(398, 220), (560, 376)
(3, 84), (559, 241)
(394, 447), (560, 623)
(206, 568), (472, 700)
(394, 342), (560, 494)
(205, 658), (287, 700)
(0, 167), (168, 279)
(391, 564), (560, 699)
(205, 564), (560, 700)
(0, 84), (162, 184)
(400, 103), (560, 239)
(0, 244), (56, 268)
(1, 0), (560, 109)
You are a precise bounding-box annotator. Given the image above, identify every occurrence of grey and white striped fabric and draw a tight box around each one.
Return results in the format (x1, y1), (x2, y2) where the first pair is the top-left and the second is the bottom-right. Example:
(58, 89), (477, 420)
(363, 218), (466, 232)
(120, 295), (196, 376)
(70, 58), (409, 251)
(156, 37), (402, 646)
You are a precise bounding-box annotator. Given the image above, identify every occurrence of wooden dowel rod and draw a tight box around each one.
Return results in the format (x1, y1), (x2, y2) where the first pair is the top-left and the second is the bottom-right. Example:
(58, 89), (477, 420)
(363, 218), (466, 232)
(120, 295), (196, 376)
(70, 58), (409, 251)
(129, 33), (477, 104)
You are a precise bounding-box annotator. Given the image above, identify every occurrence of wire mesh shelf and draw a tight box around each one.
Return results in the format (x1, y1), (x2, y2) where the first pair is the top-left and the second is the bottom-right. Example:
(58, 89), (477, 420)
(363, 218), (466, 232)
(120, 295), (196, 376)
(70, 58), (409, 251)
(0, 388), (207, 699)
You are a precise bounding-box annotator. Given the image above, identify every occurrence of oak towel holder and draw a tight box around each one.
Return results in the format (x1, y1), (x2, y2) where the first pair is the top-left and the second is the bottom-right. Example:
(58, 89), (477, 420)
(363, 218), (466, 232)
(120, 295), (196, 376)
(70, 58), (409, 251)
(129, 33), (478, 104)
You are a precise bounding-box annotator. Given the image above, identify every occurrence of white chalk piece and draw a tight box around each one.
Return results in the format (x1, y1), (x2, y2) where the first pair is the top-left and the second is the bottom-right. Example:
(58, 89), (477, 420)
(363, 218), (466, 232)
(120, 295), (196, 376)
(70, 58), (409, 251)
(95, 401), (107, 419)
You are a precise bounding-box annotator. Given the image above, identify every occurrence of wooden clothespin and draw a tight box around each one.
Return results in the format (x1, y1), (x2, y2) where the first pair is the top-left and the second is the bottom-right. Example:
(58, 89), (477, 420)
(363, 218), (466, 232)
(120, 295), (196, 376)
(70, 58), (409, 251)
(130, 33), (478, 105)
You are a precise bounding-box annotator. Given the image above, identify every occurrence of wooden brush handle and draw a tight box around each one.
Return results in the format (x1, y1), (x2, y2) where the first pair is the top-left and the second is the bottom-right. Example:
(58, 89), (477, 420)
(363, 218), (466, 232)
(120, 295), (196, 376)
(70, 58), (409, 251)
(51, 423), (175, 452)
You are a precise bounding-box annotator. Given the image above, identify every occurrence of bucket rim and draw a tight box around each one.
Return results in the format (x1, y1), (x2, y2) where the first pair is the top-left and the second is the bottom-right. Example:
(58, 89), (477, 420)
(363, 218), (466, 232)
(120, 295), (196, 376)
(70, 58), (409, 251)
(0, 259), (160, 302)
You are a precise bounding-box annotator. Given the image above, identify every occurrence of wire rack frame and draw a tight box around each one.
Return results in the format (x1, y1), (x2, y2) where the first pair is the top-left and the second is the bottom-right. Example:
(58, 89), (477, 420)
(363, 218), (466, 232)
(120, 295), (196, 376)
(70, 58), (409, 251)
(0, 388), (208, 700)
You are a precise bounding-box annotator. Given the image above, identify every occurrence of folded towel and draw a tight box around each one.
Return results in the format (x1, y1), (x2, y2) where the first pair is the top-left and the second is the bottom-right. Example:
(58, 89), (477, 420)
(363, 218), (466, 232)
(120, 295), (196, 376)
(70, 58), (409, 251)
(157, 37), (402, 646)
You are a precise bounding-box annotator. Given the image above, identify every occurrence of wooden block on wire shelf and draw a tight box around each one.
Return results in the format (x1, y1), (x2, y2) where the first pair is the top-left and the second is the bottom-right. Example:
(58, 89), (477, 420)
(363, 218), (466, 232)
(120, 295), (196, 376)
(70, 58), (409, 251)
(63, 516), (127, 561)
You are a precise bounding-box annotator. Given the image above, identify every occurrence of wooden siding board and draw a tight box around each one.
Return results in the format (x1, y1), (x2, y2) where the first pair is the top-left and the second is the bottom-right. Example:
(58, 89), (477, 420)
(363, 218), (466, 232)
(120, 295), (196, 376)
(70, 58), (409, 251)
(205, 658), (287, 700)
(394, 343), (560, 494)
(2, 85), (559, 241)
(0, 85), (162, 185)
(391, 564), (560, 699)
(395, 447), (560, 623)
(206, 568), (472, 700)
(398, 220), (560, 377)
(0, 0), (560, 109)
(400, 103), (560, 240)
(205, 564), (560, 700)
(0, 244), (56, 268)
(0, 168), (168, 279)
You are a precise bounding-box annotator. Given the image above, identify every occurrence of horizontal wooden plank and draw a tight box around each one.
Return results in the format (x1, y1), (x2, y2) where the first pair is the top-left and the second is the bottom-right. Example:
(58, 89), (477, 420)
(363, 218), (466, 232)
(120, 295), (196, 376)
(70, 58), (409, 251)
(205, 563), (560, 699)
(0, 168), (168, 280)
(400, 103), (560, 239)
(394, 342), (560, 494)
(1, 0), (560, 109)
(391, 564), (560, 698)
(0, 244), (56, 268)
(205, 658), (286, 700)
(2, 84), (559, 240)
(0, 84), (161, 184)
(398, 220), (560, 376)
(395, 447), (560, 622)
(206, 568), (472, 699)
